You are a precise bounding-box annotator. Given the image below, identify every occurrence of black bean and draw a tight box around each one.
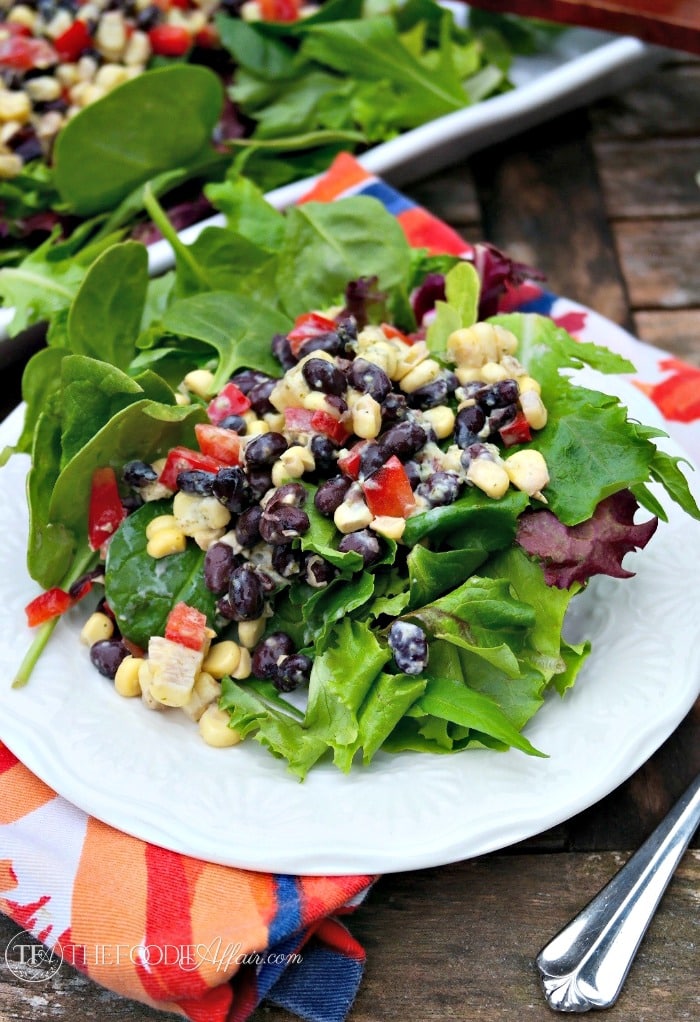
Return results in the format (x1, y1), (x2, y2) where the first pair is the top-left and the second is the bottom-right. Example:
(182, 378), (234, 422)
(460, 443), (490, 470)
(218, 414), (247, 434)
(347, 358), (392, 401)
(259, 505), (310, 544)
(274, 653), (313, 692)
(212, 466), (252, 513)
(302, 358), (346, 395)
(252, 631), (295, 679)
(204, 542), (236, 593)
(454, 405), (486, 448)
(310, 434), (338, 474)
(297, 332), (345, 359)
(304, 554), (337, 587)
(406, 376), (450, 409)
(123, 460), (157, 487)
(230, 368), (272, 395)
(90, 639), (129, 680)
(247, 378), (276, 415)
(417, 471), (461, 507)
(403, 460), (421, 490)
(388, 621), (428, 675)
(378, 421), (427, 461)
(338, 529), (382, 567)
(69, 566), (104, 600)
(271, 544), (302, 578)
(314, 476), (351, 516)
(245, 431), (288, 467)
(228, 565), (266, 621)
(272, 332), (296, 370)
(266, 481), (306, 508)
(136, 3), (162, 29)
(235, 505), (263, 548)
(359, 443), (386, 479)
(15, 136), (44, 163)
(335, 316), (358, 346)
(246, 466), (273, 501)
(380, 392), (408, 425)
(477, 379), (519, 410)
(177, 470), (216, 496)
(488, 405), (517, 432)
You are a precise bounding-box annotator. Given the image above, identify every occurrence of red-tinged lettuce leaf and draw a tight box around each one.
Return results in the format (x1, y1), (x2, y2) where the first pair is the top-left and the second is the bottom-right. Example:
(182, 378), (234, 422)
(516, 489), (658, 589)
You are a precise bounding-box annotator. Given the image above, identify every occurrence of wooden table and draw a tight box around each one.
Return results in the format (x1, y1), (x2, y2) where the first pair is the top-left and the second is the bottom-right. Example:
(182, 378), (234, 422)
(1, 49), (699, 1022)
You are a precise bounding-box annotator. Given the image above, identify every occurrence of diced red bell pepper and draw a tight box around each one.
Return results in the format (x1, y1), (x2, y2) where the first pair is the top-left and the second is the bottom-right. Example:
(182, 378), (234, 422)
(381, 323), (414, 345)
(54, 20), (92, 62)
(25, 588), (73, 627)
(337, 440), (368, 480)
(287, 312), (337, 357)
(283, 406), (349, 445)
(499, 411), (532, 447)
(148, 24), (192, 57)
(259, 0), (301, 22)
(311, 409), (349, 445)
(0, 33), (58, 71)
(164, 601), (208, 651)
(207, 381), (251, 424)
(158, 446), (223, 491)
(195, 422), (241, 465)
(362, 455), (416, 518)
(88, 467), (126, 552)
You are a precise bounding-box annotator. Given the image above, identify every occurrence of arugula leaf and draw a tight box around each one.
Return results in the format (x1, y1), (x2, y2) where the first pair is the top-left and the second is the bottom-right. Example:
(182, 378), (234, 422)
(53, 66), (224, 217)
(105, 500), (217, 647)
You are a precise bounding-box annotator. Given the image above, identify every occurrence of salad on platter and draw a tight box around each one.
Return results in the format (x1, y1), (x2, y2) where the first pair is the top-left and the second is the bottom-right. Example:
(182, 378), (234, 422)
(4, 181), (699, 779)
(0, 0), (558, 285)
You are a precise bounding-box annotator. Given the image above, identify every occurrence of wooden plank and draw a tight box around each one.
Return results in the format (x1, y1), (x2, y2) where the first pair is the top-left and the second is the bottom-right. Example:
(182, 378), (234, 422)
(467, 111), (632, 328)
(613, 218), (700, 308)
(590, 62), (700, 139)
(594, 137), (700, 218)
(634, 309), (700, 365)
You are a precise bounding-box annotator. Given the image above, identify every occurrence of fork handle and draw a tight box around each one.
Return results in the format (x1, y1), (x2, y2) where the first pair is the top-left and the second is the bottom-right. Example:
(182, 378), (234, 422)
(535, 772), (700, 1012)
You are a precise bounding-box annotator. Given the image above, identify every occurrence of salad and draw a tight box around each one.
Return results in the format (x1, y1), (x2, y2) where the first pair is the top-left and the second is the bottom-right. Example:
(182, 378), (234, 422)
(5, 182), (699, 779)
(0, 0), (558, 282)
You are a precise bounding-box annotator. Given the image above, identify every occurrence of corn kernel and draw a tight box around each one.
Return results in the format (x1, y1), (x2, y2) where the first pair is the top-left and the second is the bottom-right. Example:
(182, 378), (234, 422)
(183, 368), (215, 398)
(146, 527), (187, 559)
(80, 612), (114, 647)
(334, 494), (373, 534)
(370, 516), (406, 541)
(420, 405), (455, 440)
(519, 390), (548, 430)
(237, 618), (266, 649)
(182, 672), (221, 722)
(504, 449), (549, 498)
(199, 704), (242, 748)
(231, 646), (252, 680)
(399, 358), (441, 394)
(466, 458), (510, 499)
(480, 361), (510, 383)
(518, 375), (542, 395)
(202, 640), (242, 679)
(352, 394), (382, 439)
(114, 655), (144, 698)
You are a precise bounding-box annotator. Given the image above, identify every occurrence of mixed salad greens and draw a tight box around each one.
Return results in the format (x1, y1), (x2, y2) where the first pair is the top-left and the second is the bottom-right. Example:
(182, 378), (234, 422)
(0, 0), (560, 277)
(4, 180), (699, 778)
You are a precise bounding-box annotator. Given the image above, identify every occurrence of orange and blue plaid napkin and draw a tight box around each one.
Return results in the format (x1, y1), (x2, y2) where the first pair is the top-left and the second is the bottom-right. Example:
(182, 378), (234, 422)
(2, 152), (699, 1022)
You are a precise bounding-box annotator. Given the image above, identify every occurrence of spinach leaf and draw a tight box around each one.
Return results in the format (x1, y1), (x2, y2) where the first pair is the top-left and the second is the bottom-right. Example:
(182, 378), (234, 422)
(67, 242), (148, 369)
(53, 65), (223, 216)
(162, 291), (289, 389)
(278, 197), (413, 318)
(105, 501), (218, 647)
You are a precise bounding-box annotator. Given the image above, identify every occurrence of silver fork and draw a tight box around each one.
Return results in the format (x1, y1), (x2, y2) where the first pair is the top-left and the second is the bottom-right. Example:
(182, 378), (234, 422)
(535, 771), (700, 1013)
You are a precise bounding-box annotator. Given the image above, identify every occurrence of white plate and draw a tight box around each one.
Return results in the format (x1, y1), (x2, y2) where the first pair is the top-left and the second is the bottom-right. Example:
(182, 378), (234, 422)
(1, 327), (699, 876)
(0, 20), (662, 345)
